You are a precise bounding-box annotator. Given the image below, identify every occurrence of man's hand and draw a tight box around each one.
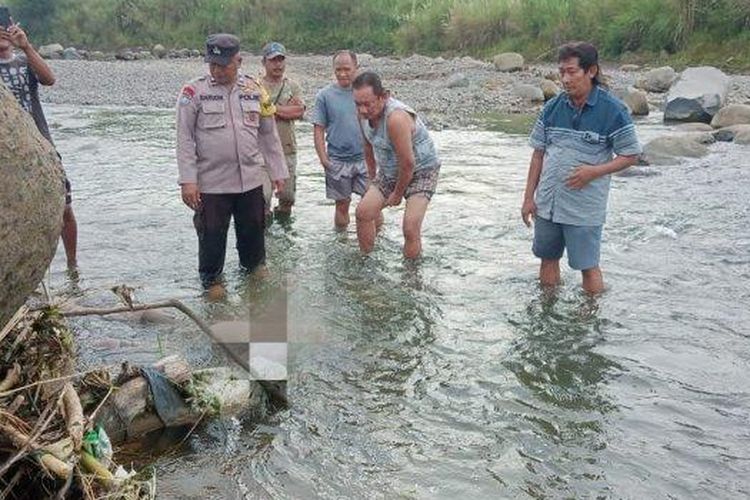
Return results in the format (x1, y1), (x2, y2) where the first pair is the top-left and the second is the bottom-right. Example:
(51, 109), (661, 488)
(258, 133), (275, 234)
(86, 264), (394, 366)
(273, 179), (285, 194)
(522, 197), (536, 227)
(320, 157), (331, 170)
(566, 165), (600, 190)
(5, 24), (30, 50)
(385, 193), (403, 207)
(181, 183), (201, 210)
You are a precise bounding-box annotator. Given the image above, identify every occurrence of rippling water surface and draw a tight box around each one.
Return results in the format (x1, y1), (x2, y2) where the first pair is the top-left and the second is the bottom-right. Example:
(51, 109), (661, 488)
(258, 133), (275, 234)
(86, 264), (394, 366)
(44, 104), (750, 499)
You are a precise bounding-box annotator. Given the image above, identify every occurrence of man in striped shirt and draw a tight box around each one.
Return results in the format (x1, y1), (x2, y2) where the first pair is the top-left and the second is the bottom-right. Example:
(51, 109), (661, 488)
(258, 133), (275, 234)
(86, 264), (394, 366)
(522, 42), (642, 294)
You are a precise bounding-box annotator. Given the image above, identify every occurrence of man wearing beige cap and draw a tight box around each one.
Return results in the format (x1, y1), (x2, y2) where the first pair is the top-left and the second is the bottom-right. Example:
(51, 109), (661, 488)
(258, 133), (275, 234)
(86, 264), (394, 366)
(261, 41), (305, 219)
(176, 33), (288, 293)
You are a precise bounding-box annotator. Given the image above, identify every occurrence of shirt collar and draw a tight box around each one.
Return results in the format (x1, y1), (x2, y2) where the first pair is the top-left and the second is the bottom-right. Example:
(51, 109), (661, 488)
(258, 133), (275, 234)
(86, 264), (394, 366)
(564, 85), (600, 109)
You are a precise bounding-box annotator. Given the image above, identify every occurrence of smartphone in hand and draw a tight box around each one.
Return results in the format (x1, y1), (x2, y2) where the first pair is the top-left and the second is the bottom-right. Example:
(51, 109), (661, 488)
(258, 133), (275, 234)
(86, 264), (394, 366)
(0, 7), (12, 29)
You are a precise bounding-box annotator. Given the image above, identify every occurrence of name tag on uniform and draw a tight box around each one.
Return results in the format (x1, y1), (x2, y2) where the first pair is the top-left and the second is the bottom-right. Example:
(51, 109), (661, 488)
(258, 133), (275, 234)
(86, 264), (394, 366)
(200, 95), (224, 101)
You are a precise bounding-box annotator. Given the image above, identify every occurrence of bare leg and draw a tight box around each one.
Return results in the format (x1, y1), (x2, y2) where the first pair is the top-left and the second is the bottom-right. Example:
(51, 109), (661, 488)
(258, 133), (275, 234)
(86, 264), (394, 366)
(581, 267), (604, 295)
(402, 195), (430, 259)
(61, 205), (78, 269)
(334, 198), (351, 230)
(539, 259), (560, 288)
(355, 187), (385, 254)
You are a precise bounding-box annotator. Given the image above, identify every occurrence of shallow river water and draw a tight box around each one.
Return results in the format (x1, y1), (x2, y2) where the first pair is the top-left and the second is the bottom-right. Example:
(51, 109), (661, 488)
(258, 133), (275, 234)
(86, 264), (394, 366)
(44, 104), (750, 499)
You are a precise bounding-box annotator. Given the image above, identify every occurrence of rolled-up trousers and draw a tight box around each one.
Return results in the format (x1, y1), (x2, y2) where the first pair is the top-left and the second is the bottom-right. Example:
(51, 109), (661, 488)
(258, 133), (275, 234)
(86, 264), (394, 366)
(193, 186), (265, 287)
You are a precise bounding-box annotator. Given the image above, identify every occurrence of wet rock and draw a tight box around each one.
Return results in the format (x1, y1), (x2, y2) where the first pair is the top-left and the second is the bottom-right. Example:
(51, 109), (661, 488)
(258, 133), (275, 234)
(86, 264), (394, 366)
(642, 133), (712, 165)
(540, 79), (560, 101)
(445, 73), (469, 88)
(493, 52), (524, 72)
(710, 103), (750, 128)
(636, 66), (677, 93)
(664, 66), (729, 123)
(513, 83), (544, 102)
(713, 124), (750, 142)
(38, 43), (64, 59)
(736, 127), (750, 145)
(152, 44), (167, 59)
(619, 64), (640, 72)
(0, 85), (65, 328)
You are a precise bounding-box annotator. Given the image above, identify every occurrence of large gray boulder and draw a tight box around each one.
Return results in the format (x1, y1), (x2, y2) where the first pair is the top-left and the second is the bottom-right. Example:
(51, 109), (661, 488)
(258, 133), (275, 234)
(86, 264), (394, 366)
(736, 127), (750, 145)
(0, 85), (65, 329)
(445, 73), (469, 88)
(493, 52), (524, 72)
(664, 66), (729, 123)
(635, 66), (677, 93)
(642, 133), (713, 165)
(513, 83), (544, 102)
(614, 87), (649, 116)
(38, 43), (64, 59)
(676, 122), (713, 132)
(710, 104), (750, 128)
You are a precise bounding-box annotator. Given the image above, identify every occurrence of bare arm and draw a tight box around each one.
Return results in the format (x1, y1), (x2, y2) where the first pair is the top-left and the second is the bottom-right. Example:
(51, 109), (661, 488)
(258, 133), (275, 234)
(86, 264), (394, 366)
(274, 98), (305, 120)
(313, 124), (330, 169)
(3, 25), (55, 85)
(522, 149), (544, 226)
(258, 115), (289, 185)
(385, 110), (416, 206)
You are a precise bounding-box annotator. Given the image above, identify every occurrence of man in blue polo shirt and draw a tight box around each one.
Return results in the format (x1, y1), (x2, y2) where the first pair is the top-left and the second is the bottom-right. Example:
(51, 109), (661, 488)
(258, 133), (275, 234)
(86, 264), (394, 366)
(522, 42), (642, 294)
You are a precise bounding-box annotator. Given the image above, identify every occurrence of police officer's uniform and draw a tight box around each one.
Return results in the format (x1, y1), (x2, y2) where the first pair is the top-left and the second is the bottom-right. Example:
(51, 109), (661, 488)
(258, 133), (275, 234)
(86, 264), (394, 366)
(176, 34), (288, 287)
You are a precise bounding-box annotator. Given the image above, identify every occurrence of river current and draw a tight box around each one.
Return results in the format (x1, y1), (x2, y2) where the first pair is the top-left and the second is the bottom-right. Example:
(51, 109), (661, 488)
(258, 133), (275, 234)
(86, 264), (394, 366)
(44, 104), (749, 499)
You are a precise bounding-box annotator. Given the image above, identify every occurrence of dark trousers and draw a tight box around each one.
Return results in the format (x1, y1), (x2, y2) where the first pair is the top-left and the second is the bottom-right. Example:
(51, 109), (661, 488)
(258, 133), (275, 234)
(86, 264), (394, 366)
(193, 186), (266, 287)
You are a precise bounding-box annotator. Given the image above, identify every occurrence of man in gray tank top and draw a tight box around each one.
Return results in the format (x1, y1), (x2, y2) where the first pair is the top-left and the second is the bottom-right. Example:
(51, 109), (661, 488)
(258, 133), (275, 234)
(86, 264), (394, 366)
(353, 72), (440, 259)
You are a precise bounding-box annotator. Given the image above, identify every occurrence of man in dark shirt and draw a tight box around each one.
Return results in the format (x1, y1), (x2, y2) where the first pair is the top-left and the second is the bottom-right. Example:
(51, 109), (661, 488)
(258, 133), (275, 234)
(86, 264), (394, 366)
(0, 21), (78, 269)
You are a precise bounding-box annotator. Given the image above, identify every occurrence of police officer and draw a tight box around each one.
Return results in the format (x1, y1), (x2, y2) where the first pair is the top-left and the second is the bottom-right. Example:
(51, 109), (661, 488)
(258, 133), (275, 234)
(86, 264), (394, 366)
(176, 34), (288, 291)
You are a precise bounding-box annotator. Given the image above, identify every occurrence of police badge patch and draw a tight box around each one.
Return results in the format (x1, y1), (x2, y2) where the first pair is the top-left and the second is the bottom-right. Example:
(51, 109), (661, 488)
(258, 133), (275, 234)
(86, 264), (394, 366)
(179, 85), (195, 105)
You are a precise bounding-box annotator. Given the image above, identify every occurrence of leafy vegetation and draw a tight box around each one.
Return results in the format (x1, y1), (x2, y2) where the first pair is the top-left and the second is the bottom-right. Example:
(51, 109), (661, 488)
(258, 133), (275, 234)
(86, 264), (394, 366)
(5, 0), (750, 69)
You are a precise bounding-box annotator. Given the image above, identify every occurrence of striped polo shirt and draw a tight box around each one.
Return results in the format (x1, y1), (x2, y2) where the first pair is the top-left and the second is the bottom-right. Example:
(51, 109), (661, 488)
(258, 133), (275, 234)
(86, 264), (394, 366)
(529, 85), (642, 226)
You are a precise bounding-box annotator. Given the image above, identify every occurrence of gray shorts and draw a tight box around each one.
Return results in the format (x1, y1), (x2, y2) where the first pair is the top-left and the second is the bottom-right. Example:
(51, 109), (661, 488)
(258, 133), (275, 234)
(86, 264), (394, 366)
(532, 216), (602, 270)
(325, 158), (367, 201)
(374, 166), (440, 201)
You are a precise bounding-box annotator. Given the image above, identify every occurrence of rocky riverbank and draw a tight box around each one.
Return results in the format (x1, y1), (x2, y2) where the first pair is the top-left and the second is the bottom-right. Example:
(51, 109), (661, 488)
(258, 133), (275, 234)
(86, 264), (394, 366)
(38, 52), (750, 130)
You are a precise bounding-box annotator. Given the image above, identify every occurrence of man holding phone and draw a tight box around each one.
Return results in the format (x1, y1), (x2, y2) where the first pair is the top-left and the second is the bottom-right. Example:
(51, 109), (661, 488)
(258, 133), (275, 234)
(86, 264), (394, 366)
(0, 10), (78, 270)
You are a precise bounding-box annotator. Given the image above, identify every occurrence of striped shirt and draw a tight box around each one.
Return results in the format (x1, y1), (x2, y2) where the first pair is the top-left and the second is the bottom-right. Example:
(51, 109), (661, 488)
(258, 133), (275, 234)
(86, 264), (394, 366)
(529, 86), (641, 226)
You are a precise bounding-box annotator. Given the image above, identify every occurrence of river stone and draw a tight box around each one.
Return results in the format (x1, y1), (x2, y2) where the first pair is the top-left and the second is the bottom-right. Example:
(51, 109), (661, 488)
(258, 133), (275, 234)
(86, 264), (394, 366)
(493, 52), (524, 72)
(540, 79), (560, 101)
(38, 43), (64, 59)
(622, 88), (649, 115)
(62, 47), (81, 60)
(735, 127), (750, 145)
(642, 134), (712, 165)
(664, 66), (729, 123)
(710, 104), (750, 128)
(189, 49), (201, 58)
(115, 49), (135, 61)
(152, 44), (167, 59)
(713, 124), (750, 142)
(514, 83), (544, 102)
(0, 85), (65, 329)
(676, 122), (713, 132)
(445, 73), (469, 88)
(88, 51), (106, 61)
(635, 66), (677, 93)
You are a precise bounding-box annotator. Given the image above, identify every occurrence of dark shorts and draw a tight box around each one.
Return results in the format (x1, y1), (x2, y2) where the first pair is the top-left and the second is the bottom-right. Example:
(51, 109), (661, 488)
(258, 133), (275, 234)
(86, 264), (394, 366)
(374, 166), (440, 201)
(532, 216), (602, 270)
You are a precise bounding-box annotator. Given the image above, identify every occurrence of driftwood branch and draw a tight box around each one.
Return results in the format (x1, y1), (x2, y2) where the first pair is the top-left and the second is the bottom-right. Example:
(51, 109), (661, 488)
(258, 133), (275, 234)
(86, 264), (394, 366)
(61, 299), (288, 405)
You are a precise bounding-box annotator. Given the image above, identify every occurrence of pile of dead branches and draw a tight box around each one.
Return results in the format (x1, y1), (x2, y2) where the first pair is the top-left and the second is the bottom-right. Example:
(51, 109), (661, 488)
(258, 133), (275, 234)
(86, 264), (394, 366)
(0, 306), (154, 499)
